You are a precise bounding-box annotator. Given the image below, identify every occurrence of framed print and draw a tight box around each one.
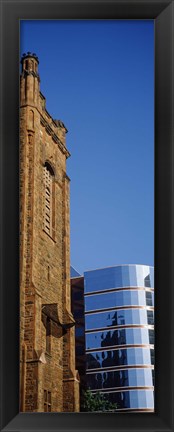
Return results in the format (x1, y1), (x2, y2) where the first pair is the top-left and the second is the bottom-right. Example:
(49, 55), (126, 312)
(19, 19), (155, 415)
(0, 0), (174, 431)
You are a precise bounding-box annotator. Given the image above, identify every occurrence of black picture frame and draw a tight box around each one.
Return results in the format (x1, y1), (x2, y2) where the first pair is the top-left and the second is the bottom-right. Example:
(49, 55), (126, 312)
(0, 0), (174, 431)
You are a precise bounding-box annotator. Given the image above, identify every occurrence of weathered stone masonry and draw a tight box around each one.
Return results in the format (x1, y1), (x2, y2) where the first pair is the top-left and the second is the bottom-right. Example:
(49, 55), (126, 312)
(20, 52), (79, 412)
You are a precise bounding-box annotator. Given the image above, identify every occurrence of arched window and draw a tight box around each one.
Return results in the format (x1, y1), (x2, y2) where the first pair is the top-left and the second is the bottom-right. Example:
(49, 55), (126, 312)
(43, 163), (55, 238)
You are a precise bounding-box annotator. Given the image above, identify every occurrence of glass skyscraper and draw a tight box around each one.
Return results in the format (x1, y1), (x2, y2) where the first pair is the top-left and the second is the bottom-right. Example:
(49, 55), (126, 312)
(71, 264), (154, 412)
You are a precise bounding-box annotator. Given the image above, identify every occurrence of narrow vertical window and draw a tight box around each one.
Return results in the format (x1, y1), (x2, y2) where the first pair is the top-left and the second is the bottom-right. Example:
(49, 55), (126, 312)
(43, 163), (54, 237)
(46, 316), (51, 354)
(44, 390), (51, 412)
(47, 265), (50, 281)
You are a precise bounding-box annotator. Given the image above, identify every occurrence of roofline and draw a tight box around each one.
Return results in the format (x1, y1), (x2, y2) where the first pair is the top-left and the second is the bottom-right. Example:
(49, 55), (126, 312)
(70, 276), (83, 280)
(83, 263), (154, 274)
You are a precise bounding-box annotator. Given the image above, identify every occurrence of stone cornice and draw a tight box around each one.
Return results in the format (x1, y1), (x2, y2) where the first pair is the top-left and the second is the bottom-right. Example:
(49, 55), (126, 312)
(40, 114), (70, 159)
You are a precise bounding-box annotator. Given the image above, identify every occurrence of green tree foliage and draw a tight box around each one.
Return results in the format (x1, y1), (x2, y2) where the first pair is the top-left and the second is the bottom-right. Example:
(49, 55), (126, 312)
(81, 389), (118, 412)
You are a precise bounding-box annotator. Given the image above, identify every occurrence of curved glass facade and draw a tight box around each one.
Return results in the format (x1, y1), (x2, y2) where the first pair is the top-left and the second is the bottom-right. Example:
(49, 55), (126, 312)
(99, 389), (154, 410)
(87, 368), (153, 389)
(85, 308), (154, 330)
(84, 265), (154, 412)
(86, 328), (154, 350)
(86, 347), (154, 369)
(85, 290), (154, 312)
(84, 265), (154, 293)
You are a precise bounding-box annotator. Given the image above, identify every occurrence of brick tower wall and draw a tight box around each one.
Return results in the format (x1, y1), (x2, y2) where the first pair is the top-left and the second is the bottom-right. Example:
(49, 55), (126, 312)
(20, 53), (79, 412)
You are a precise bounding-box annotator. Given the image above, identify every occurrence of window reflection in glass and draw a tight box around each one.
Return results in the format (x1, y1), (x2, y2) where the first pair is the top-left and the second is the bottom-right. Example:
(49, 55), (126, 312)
(85, 309), (154, 330)
(86, 328), (153, 350)
(86, 347), (152, 370)
(87, 368), (153, 390)
(147, 310), (154, 325)
(146, 291), (153, 306)
(148, 329), (154, 345)
(150, 348), (154, 365)
(85, 290), (153, 312)
(83, 264), (154, 412)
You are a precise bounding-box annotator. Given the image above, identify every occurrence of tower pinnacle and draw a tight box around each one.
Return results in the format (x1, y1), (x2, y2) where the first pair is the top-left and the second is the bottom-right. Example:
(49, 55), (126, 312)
(21, 52), (39, 76)
(20, 52), (40, 106)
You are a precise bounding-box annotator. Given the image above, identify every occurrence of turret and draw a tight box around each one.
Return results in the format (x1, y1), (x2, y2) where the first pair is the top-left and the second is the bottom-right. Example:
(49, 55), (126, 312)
(20, 52), (40, 106)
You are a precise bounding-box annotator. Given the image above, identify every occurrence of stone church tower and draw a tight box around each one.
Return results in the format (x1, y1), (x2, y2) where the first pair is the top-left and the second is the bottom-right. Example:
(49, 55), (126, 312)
(20, 52), (79, 412)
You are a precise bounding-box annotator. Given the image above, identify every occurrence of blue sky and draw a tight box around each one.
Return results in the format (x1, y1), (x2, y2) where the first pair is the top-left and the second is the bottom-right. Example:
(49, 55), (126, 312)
(20, 20), (154, 274)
